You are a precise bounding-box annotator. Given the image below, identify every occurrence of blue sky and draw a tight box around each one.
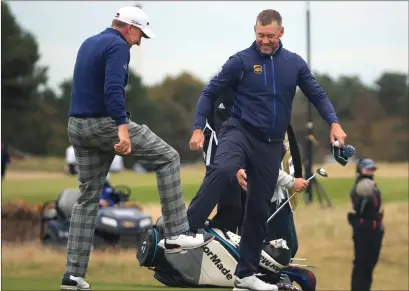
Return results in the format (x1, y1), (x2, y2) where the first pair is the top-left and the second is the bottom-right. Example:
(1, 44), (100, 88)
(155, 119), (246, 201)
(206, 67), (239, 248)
(8, 1), (409, 93)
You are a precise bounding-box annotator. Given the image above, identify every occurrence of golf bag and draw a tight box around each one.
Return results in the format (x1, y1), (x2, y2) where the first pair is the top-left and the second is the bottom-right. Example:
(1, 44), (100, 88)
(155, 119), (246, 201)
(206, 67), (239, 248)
(136, 218), (316, 290)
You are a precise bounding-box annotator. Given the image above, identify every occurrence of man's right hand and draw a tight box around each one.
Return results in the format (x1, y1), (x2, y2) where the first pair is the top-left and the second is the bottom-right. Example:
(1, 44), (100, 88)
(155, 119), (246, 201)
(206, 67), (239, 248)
(189, 129), (204, 151)
(114, 125), (131, 155)
(292, 178), (309, 192)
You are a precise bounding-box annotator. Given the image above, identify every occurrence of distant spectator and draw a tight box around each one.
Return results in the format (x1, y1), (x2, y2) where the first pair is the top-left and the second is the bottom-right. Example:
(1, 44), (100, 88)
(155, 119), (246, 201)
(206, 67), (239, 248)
(99, 173), (115, 207)
(65, 145), (78, 175)
(2, 142), (11, 179)
(348, 158), (384, 291)
(110, 155), (124, 173)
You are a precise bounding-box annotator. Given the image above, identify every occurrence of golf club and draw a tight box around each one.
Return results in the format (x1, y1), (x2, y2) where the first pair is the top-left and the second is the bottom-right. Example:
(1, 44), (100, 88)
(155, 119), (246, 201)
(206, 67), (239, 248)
(306, 168), (328, 182)
(266, 168), (328, 223)
(289, 263), (317, 269)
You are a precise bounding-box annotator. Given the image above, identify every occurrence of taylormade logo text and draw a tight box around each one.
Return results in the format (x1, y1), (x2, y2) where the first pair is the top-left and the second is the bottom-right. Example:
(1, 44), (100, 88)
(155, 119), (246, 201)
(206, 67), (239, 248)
(202, 245), (233, 280)
(260, 254), (281, 273)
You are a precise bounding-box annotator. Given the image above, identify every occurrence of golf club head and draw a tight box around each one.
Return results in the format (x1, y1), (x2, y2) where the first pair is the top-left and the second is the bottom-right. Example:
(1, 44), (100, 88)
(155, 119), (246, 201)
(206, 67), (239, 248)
(316, 168), (328, 178)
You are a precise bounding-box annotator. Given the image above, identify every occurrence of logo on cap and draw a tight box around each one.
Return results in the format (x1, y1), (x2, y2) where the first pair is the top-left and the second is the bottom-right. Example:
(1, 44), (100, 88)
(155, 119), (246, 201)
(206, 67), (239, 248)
(130, 20), (142, 26)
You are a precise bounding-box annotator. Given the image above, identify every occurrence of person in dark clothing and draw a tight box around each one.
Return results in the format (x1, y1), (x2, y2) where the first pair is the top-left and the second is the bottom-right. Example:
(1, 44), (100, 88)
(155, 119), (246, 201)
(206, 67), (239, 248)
(99, 174), (116, 207)
(264, 127), (305, 257)
(203, 88), (305, 257)
(236, 126), (307, 258)
(188, 9), (347, 291)
(1, 142), (11, 179)
(348, 158), (384, 291)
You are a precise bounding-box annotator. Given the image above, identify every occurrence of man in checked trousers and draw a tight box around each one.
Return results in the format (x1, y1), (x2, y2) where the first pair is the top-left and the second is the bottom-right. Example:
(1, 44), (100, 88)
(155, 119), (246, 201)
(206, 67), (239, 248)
(61, 6), (213, 291)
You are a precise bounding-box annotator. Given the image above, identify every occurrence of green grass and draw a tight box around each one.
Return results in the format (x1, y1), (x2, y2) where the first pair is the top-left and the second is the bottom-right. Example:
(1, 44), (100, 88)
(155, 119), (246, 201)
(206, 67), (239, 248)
(1, 170), (204, 204)
(317, 177), (409, 203)
(1, 276), (151, 290)
(8, 156), (66, 172)
(1, 275), (228, 290)
(1, 172), (407, 204)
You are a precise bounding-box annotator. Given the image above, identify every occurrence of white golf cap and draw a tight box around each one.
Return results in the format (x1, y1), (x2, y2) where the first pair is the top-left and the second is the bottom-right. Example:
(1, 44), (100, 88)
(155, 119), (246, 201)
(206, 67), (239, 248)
(113, 6), (156, 39)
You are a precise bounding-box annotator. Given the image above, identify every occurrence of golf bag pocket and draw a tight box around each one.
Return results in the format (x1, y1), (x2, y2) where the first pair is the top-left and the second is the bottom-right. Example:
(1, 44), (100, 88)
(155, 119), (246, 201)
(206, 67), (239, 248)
(158, 238), (239, 287)
(137, 227), (162, 267)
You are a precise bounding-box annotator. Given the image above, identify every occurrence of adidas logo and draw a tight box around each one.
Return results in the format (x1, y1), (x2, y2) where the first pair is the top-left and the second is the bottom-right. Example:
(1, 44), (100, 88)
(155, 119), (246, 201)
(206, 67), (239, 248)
(218, 103), (225, 110)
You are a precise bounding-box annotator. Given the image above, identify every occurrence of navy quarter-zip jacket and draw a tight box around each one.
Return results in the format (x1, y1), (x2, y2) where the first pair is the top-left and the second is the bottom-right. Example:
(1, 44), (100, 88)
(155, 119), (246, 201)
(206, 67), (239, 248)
(69, 28), (130, 125)
(194, 41), (339, 142)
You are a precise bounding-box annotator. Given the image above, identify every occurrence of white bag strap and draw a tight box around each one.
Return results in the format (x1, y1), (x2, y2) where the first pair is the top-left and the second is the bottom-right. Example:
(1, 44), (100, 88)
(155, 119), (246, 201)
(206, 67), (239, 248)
(204, 121), (218, 166)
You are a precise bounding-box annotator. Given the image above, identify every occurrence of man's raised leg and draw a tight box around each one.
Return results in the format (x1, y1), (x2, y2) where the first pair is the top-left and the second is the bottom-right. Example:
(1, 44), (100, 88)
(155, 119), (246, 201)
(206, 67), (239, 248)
(126, 121), (214, 250)
(187, 123), (248, 232)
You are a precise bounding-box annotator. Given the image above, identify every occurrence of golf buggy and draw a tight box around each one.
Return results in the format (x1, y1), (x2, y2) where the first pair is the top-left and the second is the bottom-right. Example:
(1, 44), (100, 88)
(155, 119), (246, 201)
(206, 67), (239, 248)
(40, 184), (153, 250)
(136, 217), (317, 291)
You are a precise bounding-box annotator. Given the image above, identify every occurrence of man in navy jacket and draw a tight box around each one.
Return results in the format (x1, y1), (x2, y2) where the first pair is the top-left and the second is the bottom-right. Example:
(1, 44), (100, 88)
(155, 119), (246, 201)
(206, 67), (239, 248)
(188, 9), (347, 291)
(61, 6), (212, 291)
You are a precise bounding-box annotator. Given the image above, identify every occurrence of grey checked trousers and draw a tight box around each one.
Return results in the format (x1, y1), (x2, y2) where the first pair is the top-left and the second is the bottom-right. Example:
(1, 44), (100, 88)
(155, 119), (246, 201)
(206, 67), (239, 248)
(66, 117), (190, 277)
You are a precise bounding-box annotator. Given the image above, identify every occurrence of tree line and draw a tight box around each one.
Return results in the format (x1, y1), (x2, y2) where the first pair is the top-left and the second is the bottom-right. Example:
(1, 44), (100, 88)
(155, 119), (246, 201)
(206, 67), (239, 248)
(2, 2), (408, 168)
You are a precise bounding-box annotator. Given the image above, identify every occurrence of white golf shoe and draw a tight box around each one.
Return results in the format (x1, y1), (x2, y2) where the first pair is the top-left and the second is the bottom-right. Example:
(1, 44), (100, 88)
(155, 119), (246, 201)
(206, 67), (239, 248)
(60, 273), (91, 290)
(233, 274), (278, 291)
(164, 231), (214, 252)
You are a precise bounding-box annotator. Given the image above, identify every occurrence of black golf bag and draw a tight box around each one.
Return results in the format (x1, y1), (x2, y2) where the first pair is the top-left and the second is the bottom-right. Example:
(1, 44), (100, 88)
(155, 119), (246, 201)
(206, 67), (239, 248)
(136, 218), (317, 290)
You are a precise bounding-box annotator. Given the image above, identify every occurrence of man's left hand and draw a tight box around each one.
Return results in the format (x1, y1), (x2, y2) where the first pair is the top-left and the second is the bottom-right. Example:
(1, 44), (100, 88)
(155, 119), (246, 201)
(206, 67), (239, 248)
(330, 123), (347, 147)
(236, 169), (247, 191)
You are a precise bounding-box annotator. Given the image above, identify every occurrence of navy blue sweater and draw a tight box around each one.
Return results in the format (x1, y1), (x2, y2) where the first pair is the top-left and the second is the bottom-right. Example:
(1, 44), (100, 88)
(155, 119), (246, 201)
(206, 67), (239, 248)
(69, 28), (130, 125)
(194, 41), (339, 142)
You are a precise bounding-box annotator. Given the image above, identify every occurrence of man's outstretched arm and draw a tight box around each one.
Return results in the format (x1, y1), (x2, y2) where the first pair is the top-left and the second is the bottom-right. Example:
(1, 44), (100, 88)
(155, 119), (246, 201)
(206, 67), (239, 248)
(297, 55), (347, 145)
(296, 55), (339, 125)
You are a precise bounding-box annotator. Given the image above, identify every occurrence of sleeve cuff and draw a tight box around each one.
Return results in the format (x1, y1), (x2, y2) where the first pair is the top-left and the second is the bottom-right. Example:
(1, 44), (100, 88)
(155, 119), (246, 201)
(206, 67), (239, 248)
(193, 123), (205, 130)
(328, 118), (339, 126)
(114, 116), (128, 126)
(286, 177), (295, 189)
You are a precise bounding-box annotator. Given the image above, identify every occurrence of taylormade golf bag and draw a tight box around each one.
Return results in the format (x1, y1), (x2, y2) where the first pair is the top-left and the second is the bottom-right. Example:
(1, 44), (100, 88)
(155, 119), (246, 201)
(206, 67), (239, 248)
(136, 217), (316, 290)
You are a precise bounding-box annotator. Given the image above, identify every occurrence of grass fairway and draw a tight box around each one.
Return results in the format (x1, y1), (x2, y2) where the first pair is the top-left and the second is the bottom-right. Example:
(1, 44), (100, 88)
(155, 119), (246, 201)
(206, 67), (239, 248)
(2, 162), (408, 290)
(2, 164), (408, 204)
(2, 202), (408, 290)
(0, 276), (227, 291)
(1, 243), (227, 291)
(1, 276), (165, 290)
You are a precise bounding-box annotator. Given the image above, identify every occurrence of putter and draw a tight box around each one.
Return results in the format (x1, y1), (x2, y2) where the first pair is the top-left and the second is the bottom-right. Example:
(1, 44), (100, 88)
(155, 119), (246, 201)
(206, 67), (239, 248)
(266, 168), (328, 223)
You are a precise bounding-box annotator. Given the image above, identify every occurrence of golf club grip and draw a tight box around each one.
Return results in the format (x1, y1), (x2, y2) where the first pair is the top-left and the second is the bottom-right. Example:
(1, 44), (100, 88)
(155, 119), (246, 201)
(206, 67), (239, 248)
(268, 168), (323, 223)
(307, 173), (316, 181)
